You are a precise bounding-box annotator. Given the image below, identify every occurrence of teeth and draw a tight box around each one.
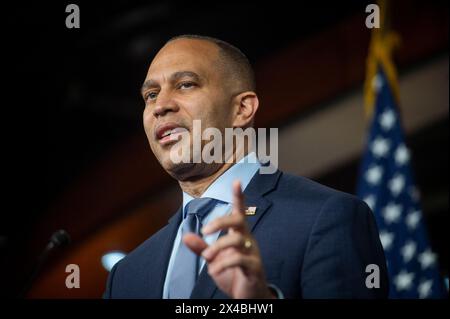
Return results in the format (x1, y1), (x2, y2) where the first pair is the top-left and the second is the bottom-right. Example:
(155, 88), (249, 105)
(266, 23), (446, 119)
(160, 127), (185, 139)
(162, 130), (172, 137)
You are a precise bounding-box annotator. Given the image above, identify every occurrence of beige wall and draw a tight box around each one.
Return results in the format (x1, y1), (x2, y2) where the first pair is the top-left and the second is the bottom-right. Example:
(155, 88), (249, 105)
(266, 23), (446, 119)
(278, 56), (449, 178)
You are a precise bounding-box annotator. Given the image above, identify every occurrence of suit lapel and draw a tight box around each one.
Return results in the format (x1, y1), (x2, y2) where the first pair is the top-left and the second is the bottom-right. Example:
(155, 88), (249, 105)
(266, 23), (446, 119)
(190, 169), (282, 299)
(148, 208), (182, 298)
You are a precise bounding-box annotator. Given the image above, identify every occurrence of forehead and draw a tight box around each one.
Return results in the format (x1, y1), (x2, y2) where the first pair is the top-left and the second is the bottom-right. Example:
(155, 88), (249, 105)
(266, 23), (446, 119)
(146, 39), (221, 81)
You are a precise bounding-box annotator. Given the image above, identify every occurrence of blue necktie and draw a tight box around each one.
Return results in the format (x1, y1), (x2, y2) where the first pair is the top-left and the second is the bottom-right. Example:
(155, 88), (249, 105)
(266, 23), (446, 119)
(168, 197), (217, 299)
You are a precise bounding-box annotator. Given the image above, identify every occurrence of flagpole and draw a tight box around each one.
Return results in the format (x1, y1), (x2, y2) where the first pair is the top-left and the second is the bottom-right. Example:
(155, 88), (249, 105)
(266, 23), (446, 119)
(363, 0), (400, 120)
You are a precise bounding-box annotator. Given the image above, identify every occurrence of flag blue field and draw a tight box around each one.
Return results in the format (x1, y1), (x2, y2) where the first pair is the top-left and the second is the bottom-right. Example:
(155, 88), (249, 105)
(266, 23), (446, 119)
(356, 68), (447, 298)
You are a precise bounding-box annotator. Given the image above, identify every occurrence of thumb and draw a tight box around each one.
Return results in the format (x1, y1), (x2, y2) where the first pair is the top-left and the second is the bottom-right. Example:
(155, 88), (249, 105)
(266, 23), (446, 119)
(183, 233), (208, 255)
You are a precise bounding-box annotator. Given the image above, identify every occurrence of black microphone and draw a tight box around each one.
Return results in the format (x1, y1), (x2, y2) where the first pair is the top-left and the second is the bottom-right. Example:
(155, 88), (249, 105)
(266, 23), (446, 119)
(47, 229), (71, 250)
(20, 229), (71, 298)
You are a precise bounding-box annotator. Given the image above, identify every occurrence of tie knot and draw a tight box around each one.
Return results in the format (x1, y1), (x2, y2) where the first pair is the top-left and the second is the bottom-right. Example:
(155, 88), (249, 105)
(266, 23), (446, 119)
(185, 197), (217, 221)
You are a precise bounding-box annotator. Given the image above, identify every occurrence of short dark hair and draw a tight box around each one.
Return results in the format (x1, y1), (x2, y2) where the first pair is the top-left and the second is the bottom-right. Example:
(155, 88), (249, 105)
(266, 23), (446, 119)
(167, 34), (256, 92)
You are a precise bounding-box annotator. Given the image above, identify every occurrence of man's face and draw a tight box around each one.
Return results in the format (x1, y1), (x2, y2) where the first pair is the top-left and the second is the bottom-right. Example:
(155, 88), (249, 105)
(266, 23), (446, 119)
(142, 39), (234, 180)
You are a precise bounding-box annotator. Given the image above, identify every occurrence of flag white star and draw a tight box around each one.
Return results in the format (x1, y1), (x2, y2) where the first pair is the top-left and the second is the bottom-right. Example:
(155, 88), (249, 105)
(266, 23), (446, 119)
(395, 144), (410, 166)
(372, 74), (384, 92)
(418, 279), (433, 299)
(406, 210), (421, 231)
(371, 137), (391, 158)
(394, 270), (415, 291)
(382, 202), (402, 224)
(379, 109), (396, 131)
(388, 174), (405, 196)
(401, 240), (417, 263)
(365, 165), (383, 185)
(379, 231), (394, 251)
(418, 249), (437, 270)
(363, 195), (376, 211)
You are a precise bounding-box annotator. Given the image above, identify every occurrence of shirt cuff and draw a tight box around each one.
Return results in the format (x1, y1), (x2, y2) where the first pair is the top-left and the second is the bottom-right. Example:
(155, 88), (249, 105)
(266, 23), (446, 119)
(267, 283), (284, 299)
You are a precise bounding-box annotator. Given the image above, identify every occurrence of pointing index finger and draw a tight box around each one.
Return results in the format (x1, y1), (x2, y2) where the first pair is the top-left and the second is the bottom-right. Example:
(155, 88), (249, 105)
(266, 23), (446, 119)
(232, 180), (245, 217)
(201, 180), (248, 235)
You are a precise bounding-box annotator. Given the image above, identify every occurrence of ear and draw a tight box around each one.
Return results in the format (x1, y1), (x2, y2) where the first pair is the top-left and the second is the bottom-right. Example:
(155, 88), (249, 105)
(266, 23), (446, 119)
(232, 91), (259, 128)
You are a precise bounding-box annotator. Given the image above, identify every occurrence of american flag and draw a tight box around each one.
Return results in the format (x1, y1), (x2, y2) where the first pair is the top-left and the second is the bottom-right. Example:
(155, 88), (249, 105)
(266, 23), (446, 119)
(356, 68), (447, 298)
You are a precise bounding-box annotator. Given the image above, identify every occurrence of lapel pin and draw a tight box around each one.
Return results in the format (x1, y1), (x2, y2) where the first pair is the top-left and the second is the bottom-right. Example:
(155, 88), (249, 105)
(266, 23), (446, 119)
(245, 206), (257, 216)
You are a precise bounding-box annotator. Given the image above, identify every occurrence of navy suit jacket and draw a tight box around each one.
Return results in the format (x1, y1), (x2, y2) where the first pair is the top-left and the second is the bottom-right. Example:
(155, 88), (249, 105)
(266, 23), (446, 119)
(104, 170), (389, 298)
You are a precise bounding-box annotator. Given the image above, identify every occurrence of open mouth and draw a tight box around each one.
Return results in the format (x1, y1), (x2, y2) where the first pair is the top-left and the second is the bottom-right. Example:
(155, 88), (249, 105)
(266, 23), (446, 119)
(155, 123), (188, 145)
(160, 127), (185, 138)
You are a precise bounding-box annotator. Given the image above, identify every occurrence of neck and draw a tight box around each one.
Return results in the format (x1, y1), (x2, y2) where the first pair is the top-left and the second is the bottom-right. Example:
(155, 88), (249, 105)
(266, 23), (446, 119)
(179, 148), (248, 197)
(179, 161), (234, 197)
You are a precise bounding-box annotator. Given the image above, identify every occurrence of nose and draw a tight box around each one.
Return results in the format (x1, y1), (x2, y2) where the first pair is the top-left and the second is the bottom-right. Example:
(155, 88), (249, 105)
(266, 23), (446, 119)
(152, 92), (179, 117)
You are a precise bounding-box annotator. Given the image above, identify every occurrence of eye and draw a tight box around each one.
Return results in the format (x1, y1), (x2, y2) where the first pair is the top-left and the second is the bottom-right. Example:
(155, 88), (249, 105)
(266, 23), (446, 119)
(145, 91), (158, 102)
(178, 82), (196, 89)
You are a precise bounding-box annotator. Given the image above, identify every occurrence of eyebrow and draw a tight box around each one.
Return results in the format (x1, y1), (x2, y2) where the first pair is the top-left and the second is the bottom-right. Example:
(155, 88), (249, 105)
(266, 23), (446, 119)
(140, 71), (202, 95)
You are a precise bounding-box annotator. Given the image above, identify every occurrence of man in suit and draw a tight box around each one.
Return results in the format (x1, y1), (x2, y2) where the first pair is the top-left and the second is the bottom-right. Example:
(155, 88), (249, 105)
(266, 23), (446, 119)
(104, 35), (389, 299)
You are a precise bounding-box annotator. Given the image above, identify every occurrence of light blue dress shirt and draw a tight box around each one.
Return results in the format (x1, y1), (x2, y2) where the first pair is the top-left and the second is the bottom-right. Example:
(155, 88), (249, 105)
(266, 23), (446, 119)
(162, 152), (282, 298)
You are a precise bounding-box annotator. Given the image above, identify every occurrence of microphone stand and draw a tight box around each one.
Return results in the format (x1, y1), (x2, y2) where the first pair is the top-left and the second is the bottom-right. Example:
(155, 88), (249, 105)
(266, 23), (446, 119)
(19, 229), (71, 298)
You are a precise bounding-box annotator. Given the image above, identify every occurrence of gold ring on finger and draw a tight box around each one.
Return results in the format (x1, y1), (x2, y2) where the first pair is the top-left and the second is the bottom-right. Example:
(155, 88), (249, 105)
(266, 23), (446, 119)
(243, 238), (252, 250)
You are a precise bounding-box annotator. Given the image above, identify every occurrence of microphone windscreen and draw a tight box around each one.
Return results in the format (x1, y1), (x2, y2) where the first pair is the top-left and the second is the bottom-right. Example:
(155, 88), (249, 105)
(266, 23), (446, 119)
(50, 229), (71, 248)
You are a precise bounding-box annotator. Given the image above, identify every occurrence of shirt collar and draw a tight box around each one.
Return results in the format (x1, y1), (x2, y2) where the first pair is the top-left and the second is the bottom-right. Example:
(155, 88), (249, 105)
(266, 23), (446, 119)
(182, 152), (261, 215)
